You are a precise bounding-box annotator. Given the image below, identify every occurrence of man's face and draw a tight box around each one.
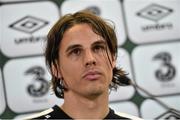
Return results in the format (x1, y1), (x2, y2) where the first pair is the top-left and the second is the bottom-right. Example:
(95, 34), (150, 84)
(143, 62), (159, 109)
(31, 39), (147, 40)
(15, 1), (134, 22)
(57, 24), (115, 99)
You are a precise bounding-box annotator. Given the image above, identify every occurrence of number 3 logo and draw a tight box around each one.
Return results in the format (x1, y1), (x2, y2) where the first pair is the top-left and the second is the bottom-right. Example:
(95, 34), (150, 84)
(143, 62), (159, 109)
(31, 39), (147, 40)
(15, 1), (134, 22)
(25, 66), (49, 97)
(153, 52), (176, 82)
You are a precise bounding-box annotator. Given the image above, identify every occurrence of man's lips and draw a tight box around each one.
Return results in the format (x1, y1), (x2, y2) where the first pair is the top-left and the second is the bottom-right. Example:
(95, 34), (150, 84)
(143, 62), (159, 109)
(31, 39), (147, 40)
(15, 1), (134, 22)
(82, 70), (102, 80)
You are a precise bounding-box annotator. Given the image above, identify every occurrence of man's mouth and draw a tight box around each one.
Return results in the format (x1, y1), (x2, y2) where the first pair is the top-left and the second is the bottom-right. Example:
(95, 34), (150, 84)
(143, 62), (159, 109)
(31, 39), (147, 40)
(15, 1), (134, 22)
(82, 70), (102, 81)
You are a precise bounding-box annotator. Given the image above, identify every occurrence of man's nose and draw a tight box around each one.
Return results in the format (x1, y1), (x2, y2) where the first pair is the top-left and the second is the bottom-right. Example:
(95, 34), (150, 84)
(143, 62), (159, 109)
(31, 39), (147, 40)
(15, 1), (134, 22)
(84, 49), (96, 67)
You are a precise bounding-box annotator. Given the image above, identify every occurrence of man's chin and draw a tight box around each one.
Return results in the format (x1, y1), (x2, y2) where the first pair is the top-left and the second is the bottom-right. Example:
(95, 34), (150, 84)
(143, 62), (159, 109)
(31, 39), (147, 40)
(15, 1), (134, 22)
(85, 86), (107, 99)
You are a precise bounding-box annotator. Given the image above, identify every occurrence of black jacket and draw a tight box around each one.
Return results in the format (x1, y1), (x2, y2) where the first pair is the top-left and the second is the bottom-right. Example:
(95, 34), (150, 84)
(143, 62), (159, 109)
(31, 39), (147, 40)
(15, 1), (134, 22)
(25, 105), (131, 119)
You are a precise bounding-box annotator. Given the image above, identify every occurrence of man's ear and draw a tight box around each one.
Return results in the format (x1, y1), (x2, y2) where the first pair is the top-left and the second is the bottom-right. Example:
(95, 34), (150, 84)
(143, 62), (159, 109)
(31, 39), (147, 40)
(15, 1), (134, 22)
(51, 63), (62, 78)
(112, 55), (116, 69)
(112, 60), (116, 69)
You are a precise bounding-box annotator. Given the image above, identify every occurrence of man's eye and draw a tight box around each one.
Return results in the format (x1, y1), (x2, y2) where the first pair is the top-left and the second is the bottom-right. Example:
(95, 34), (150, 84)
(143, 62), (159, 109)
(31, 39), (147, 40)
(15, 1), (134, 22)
(93, 45), (105, 52)
(70, 48), (81, 56)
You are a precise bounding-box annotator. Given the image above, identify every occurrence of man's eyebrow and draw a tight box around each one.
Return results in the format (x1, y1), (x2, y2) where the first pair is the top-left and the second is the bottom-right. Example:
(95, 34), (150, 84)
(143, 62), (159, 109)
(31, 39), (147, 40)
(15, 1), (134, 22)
(65, 44), (82, 53)
(92, 40), (106, 46)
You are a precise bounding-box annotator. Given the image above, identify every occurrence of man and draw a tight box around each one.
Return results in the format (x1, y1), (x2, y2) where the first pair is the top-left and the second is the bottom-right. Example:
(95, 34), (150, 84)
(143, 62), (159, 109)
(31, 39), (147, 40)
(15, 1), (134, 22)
(26, 11), (141, 119)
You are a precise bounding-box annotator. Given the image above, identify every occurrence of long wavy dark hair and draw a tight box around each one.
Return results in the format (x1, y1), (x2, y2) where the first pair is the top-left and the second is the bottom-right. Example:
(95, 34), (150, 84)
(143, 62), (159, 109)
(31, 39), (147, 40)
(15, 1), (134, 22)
(45, 10), (128, 98)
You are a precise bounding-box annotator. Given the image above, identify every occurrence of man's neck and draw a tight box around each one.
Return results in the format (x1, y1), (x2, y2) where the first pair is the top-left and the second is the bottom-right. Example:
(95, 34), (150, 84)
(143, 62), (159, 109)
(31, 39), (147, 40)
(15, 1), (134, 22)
(60, 91), (109, 119)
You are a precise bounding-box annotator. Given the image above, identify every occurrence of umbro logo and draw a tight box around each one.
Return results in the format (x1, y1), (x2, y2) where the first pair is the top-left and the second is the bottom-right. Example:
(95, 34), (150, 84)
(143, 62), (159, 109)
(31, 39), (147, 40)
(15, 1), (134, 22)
(9, 15), (49, 34)
(156, 109), (180, 119)
(45, 115), (51, 119)
(85, 6), (101, 15)
(136, 3), (173, 22)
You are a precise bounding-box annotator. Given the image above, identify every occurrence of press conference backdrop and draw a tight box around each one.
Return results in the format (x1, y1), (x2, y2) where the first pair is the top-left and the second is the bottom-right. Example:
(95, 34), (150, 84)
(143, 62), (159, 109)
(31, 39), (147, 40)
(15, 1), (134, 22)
(0, 0), (180, 119)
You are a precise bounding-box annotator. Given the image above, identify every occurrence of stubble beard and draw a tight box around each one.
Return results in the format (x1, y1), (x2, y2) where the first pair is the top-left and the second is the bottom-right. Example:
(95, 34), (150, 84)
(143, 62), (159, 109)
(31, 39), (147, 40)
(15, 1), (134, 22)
(83, 84), (108, 100)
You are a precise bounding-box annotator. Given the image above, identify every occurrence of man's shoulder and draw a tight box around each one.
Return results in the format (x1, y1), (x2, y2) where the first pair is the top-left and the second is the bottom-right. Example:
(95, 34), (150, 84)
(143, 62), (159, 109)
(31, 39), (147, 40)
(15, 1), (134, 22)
(23, 108), (54, 119)
(22, 105), (71, 119)
(115, 112), (143, 120)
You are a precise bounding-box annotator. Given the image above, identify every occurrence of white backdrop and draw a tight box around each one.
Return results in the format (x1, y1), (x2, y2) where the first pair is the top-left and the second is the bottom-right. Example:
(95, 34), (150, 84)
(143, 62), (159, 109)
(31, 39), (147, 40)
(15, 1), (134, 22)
(0, 0), (180, 119)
